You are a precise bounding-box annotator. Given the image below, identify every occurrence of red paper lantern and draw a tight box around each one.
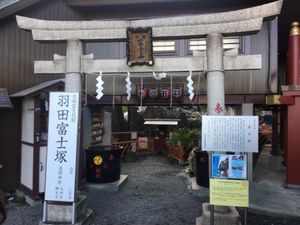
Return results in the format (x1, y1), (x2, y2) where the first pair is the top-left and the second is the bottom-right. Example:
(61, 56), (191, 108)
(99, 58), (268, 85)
(137, 88), (147, 99)
(148, 87), (159, 99)
(160, 87), (170, 99)
(172, 87), (183, 99)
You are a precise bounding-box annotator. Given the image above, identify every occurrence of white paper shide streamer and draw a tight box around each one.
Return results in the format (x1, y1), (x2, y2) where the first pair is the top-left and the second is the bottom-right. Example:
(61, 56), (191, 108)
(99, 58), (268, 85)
(153, 72), (167, 80)
(187, 70), (195, 100)
(126, 72), (132, 101)
(96, 71), (104, 100)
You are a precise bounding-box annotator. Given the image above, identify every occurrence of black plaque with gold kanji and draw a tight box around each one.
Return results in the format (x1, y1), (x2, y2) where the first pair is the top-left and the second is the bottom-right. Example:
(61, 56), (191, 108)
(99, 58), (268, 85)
(127, 27), (154, 67)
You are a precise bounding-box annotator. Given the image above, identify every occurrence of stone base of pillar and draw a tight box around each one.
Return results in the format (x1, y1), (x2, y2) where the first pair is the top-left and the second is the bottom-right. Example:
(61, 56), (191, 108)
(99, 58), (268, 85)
(196, 203), (240, 225)
(39, 194), (93, 225)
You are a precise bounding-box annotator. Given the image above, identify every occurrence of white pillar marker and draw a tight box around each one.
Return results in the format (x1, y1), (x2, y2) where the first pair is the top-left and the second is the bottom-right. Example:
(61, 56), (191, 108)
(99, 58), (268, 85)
(187, 71), (195, 100)
(126, 72), (132, 101)
(96, 71), (104, 100)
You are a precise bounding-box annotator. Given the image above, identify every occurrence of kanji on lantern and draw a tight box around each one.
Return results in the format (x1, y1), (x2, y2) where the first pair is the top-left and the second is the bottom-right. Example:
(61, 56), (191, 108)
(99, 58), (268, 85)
(160, 87), (170, 99)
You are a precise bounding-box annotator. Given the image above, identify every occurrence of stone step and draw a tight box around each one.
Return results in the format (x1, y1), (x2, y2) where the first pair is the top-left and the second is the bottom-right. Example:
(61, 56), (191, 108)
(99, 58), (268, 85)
(188, 177), (209, 198)
(45, 194), (88, 223)
(77, 208), (94, 225)
(39, 208), (93, 225)
(196, 217), (242, 225)
(86, 174), (128, 192)
(199, 203), (240, 225)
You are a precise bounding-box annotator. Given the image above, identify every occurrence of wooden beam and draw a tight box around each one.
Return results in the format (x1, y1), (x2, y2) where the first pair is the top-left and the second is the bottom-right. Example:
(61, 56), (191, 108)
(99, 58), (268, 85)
(266, 95), (295, 105)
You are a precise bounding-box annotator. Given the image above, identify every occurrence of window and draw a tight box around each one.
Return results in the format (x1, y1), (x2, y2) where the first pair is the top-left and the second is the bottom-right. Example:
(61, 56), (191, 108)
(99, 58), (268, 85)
(189, 37), (240, 51)
(153, 40), (176, 53)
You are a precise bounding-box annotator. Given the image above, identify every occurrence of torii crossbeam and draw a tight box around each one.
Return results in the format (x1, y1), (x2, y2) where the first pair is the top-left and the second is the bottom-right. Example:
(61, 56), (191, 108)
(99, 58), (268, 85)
(16, 0), (282, 77)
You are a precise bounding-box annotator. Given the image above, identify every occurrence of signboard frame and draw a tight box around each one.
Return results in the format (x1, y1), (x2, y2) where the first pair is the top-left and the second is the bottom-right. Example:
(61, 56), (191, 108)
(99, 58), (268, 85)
(44, 92), (80, 202)
(202, 115), (259, 152)
(200, 115), (253, 225)
(127, 27), (154, 67)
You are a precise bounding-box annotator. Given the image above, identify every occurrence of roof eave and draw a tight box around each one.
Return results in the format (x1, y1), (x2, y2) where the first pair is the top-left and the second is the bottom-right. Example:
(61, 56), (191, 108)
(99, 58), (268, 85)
(0, 0), (41, 20)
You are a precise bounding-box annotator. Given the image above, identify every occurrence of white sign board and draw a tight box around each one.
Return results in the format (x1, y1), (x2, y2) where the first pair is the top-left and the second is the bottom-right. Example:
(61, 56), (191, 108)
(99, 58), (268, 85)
(202, 116), (258, 152)
(44, 92), (79, 202)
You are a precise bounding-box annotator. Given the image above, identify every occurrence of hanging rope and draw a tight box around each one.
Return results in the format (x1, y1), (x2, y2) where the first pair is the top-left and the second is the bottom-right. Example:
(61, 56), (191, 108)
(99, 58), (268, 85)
(87, 71), (194, 78)
(112, 76), (115, 107)
(84, 73), (88, 106)
(140, 77), (143, 107)
(193, 72), (201, 106)
(170, 74), (173, 108)
(89, 70), (200, 103)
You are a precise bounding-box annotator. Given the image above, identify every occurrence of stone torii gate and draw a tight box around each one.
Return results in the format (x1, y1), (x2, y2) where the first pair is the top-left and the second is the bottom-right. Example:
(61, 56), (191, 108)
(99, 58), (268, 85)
(16, 1), (282, 224)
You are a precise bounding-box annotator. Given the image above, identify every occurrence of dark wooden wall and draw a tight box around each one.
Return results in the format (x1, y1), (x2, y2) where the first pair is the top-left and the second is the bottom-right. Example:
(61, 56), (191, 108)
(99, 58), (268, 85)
(0, 99), (22, 192)
(0, 0), (84, 94)
(0, 0), (84, 192)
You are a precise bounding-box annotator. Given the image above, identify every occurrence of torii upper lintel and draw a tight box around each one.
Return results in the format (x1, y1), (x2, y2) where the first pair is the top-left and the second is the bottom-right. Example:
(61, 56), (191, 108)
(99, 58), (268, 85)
(16, 0), (283, 41)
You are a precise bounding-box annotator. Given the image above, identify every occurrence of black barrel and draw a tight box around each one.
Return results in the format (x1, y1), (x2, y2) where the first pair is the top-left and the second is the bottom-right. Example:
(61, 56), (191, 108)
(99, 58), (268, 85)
(195, 149), (209, 187)
(86, 145), (121, 183)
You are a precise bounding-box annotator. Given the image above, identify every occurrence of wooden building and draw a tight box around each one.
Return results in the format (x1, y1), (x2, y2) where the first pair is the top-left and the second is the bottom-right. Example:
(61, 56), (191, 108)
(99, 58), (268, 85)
(0, 0), (287, 196)
(0, 0), (82, 193)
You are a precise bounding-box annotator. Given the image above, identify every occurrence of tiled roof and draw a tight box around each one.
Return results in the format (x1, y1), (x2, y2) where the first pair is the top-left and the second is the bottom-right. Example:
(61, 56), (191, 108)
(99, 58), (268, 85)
(0, 0), (20, 10)
(10, 79), (65, 97)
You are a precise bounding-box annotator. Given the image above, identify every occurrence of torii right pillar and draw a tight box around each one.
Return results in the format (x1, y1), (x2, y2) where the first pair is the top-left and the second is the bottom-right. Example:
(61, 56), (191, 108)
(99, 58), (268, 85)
(282, 21), (300, 188)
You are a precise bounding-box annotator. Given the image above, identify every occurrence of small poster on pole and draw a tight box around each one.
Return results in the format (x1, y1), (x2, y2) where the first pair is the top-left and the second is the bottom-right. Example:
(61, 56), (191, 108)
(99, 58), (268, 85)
(210, 179), (249, 207)
(212, 154), (247, 179)
(138, 137), (148, 150)
(44, 92), (79, 202)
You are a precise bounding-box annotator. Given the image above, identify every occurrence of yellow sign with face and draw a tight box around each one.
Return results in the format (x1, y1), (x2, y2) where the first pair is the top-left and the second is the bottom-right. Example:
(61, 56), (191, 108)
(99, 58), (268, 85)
(93, 155), (103, 165)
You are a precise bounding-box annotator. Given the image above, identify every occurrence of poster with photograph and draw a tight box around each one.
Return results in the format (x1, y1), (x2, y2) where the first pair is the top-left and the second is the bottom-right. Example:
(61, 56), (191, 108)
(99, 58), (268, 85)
(212, 153), (247, 179)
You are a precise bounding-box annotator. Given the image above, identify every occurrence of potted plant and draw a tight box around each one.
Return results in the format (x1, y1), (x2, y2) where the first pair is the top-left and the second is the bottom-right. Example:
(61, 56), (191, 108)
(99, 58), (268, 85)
(167, 128), (199, 161)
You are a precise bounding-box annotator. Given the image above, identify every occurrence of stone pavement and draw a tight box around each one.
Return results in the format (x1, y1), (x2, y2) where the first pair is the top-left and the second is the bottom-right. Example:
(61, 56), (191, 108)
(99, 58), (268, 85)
(3, 155), (204, 225)
(87, 155), (204, 225)
(250, 146), (300, 217)
(3, 152), (300, 225)
(190, 145), (300, 220)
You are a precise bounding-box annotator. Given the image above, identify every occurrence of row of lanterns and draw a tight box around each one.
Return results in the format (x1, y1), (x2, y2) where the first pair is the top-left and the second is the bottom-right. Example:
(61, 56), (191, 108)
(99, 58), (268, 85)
(137, 87), (183, 100)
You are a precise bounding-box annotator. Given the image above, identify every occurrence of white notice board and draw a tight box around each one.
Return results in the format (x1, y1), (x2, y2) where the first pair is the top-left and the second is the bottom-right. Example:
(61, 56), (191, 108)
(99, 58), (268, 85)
(202, 116), (258, 152)
(44, 92), (79, 202)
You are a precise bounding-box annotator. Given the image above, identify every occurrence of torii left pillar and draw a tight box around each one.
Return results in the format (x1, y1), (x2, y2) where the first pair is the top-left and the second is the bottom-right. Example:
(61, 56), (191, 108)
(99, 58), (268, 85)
(43, 40), (92, 224)
(65, 40), (82, 92)
(45, 40), (92, 225)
